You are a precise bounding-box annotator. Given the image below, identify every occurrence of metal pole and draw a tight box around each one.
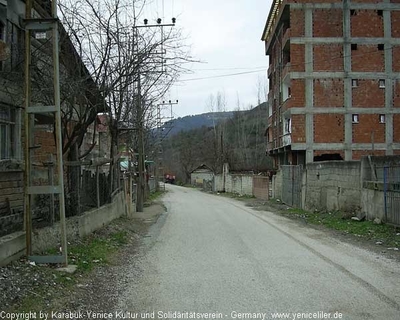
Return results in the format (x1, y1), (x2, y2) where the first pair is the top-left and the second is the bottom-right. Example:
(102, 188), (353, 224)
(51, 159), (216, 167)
(137, 75), (145, 212)
(52, 0), (68, 265)
(24, 0), (33, 256)
(49, 154), (55, 225)
(384, 166), (388, 222)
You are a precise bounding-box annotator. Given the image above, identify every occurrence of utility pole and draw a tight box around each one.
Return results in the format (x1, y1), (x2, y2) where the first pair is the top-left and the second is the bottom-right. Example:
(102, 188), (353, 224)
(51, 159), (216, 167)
(134, 17), (176, 212)
(156, 100), (177, 190)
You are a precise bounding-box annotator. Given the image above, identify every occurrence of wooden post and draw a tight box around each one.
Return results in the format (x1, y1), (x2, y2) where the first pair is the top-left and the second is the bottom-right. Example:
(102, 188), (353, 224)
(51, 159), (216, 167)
(96, 165), (100, 208)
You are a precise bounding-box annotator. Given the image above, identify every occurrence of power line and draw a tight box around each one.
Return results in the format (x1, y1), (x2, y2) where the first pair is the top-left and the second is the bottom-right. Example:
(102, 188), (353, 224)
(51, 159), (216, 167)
(181, 69), (266, 82)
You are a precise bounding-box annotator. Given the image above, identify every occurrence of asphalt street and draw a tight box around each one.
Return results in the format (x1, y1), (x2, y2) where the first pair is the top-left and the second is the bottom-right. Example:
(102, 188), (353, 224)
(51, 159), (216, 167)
(117, 185), (400, 320)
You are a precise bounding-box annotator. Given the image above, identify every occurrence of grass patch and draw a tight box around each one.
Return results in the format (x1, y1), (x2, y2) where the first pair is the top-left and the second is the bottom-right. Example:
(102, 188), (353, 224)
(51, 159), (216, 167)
(69, 230), (128, 272)
(146, 190), (166, 204)
(284, 207), (399, 247)
(12, 229), (130, 313)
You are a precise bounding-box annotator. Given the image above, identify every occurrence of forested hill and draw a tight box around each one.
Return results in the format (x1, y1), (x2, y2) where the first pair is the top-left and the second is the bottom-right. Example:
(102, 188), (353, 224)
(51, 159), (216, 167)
(163, 111), (237, 137)
(161, 102), (273, 183)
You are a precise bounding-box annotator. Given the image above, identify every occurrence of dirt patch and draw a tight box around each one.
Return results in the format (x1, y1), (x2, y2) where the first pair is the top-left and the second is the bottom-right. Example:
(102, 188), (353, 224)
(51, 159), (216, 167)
(0, 201), (166, 313)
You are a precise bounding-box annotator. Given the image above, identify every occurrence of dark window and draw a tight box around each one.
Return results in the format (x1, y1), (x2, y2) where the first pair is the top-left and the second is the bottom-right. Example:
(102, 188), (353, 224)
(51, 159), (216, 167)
(350, 10), (356, 16)
(351, 44), (358, 50)
(378, 44), (384, 51)
(0, 21), (4, 40)
(377, 10), (383, 17)
(0, 105), (16, 160)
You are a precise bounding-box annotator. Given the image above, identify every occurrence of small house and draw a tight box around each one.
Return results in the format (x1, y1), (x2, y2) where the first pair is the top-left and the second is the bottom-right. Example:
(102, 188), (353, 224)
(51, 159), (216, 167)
(190, 164), (214, 186)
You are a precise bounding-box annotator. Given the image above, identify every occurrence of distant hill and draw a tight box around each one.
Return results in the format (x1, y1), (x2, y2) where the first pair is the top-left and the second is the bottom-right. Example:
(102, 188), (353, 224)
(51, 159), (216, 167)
(161, 111), (238, 137)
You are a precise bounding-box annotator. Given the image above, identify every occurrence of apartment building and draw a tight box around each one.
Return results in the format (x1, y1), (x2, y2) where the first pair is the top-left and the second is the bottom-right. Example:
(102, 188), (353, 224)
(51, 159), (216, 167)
(262, 0), (400, 167)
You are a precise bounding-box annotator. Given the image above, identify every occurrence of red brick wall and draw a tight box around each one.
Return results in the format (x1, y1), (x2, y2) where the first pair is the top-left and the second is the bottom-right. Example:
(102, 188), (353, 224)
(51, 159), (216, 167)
(314, 114), (344, 143)
(392, 46), (400, 72)
(351, 45), (384, 72)
(291, 114), (306, 143)
(291, 44), (305, 72)
(392, 11), (400, 37)
(353, 150), (385, 159)
(393, 80), (400, 107)
(352, 79), (385, 107)
(313, 9), (343, 37)
(350, 10), (384, 38)
(314, 79), (344, 107)
(393, 114), (400, 142)
(352, 114), (385, 143)
(290, 9), (305, 37)
(314, 44), (344, 71)
(289, 79), (305, 107)
(352, 0), (384, 3)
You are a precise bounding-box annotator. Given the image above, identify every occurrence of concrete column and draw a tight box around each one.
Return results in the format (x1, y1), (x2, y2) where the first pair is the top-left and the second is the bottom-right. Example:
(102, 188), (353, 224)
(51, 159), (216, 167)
(384, 7), (393, 155)
(305, 8), (314, 163)
(343, 0), (352, 160)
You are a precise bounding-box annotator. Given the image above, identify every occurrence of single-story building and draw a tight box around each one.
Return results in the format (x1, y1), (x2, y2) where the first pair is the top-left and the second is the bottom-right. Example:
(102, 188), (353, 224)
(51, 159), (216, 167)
(190, 164), (214, 186)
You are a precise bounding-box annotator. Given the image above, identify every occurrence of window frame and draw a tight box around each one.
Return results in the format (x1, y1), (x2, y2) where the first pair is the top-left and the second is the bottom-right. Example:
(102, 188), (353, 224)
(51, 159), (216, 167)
(0, 105), (16, 160)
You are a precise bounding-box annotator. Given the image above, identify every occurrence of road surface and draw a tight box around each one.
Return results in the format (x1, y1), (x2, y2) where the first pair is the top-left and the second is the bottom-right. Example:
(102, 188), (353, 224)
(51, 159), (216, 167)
(116, 185), (400, 320)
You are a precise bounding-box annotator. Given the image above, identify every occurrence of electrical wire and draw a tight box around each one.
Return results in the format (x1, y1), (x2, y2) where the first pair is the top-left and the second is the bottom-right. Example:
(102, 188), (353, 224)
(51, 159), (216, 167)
(180, 44), (399, 82)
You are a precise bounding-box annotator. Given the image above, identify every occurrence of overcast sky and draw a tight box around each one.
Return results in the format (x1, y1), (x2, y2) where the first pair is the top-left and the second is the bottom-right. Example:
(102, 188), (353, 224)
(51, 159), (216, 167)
(144, 0), (273, 118)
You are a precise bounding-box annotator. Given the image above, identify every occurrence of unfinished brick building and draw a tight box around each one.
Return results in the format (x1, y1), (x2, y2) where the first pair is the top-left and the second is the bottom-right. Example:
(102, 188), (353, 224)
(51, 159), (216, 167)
(262, 0), (400, 167)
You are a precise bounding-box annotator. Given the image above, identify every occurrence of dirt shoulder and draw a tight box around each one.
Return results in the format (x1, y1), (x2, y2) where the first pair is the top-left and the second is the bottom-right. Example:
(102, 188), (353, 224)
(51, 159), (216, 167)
(215, 193), (400, 262)
(0, 200), (166, 313)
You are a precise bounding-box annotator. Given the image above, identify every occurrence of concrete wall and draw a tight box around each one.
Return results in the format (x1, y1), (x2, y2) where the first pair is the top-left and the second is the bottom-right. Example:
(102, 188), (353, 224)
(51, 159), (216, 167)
(0, 191), (126, 266)
(272, 170), (282, 200)
(213, 173), (254, 196)
(213, 175), (224, 192)
(361, 182), (385, 221)
(304, 161), (361, 213)
(191, 171), (214, 186)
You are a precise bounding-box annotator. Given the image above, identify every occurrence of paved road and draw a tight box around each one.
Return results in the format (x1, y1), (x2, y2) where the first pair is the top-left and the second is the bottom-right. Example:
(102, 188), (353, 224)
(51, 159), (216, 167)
(117, 185), (400, 320)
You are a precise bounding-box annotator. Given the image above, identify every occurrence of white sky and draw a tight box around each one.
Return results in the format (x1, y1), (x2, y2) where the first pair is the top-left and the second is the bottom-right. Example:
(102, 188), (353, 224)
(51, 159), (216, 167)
(144, 0), (273, 118)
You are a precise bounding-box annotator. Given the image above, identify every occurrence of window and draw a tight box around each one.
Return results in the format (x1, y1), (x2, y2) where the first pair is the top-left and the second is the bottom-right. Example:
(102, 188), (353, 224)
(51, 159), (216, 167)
(350, 9), (357, 16)
(0, 21), (4, 40)
(378, 44), (384, 51)
(284, 118), (291, 134)
(379, 114), (385, 123)
(352, 79), (358, 88)
(379, 79), (385, 88)
(0, 21), (4, 71)
(0, 105), (16, 160)
(377, 10), (383, 17)
(352, 114), (359, 123)
(351, 43), (357, 50)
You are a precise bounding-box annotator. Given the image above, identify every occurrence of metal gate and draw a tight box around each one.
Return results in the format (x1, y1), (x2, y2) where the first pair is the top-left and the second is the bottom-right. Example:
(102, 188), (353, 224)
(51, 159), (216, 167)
(384, 166), (400, 226)
(282, 165), (303, 207)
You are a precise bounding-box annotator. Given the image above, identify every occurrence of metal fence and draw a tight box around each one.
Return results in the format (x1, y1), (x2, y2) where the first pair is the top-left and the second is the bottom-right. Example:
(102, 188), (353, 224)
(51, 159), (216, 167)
(383, 166), (400, 226)
(282, 165), (303, 207)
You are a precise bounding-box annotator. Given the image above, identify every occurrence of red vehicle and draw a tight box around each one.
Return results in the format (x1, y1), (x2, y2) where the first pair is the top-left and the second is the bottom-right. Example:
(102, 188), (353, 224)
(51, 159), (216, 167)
(165, 174), (176, 184)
